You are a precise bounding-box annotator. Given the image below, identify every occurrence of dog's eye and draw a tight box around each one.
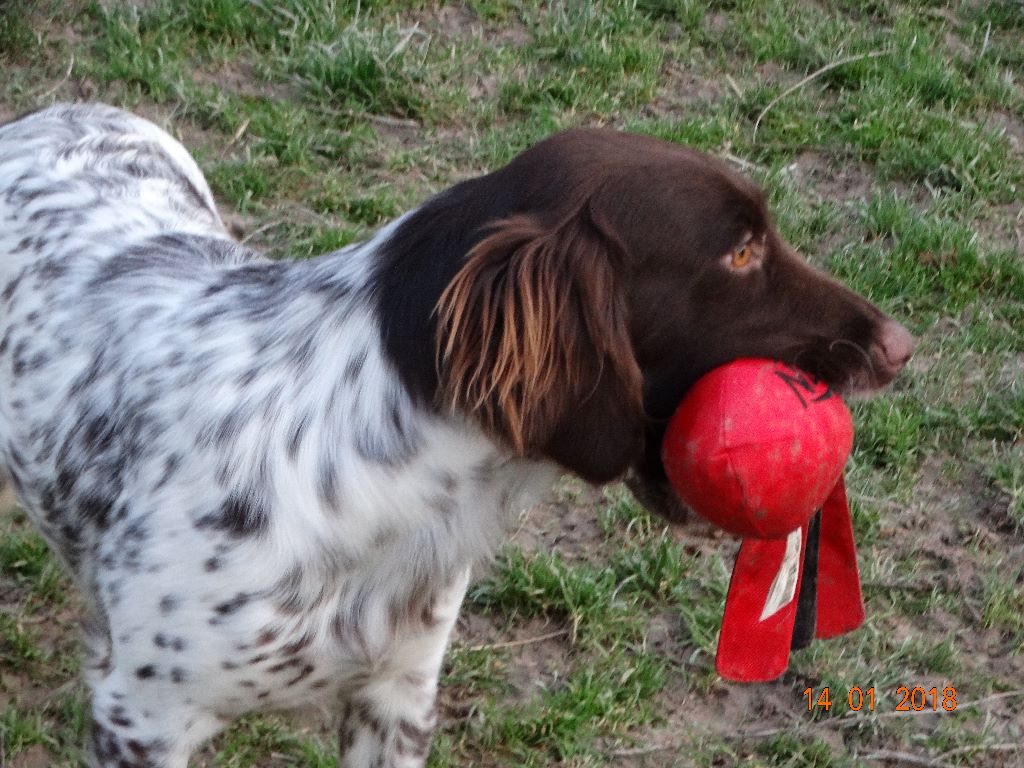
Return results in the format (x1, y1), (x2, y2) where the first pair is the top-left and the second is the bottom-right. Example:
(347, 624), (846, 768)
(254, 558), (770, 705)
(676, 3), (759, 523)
(722, 234), (763, 272)
(730, 244), (753, 269)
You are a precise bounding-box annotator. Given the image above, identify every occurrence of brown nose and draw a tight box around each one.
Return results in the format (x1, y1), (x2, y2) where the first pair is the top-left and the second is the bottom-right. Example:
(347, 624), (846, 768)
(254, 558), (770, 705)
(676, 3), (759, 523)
(878, 319), (915, 374)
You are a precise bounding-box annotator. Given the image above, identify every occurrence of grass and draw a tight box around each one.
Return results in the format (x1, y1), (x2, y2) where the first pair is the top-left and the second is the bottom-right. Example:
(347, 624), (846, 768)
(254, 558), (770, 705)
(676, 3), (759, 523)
(1, 0), (1023, 766)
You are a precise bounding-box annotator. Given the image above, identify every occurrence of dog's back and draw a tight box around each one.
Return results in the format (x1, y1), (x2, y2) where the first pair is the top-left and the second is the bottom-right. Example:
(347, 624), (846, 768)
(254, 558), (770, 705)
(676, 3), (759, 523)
(0, 103), (225, 266)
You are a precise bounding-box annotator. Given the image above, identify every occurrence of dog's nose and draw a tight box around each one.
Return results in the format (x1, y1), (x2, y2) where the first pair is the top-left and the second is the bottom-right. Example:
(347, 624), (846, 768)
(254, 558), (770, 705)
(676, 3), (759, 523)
(879, 320), (915, 373)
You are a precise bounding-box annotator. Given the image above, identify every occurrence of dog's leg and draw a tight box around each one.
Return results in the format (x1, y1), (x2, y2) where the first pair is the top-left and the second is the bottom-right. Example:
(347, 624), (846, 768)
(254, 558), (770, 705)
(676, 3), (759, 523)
(338, 568), (470, 768)
(86, 672), (222, 768)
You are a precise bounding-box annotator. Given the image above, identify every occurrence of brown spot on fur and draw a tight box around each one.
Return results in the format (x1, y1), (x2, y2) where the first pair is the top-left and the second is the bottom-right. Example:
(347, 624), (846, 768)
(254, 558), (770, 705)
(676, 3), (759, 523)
(397, 718), (433, 756)
(282, 630), (314, 655)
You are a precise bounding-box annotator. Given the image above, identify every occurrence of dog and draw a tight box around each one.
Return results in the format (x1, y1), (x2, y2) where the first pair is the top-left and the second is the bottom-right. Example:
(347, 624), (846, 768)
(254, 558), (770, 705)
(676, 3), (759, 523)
(0, 103), (913, 767)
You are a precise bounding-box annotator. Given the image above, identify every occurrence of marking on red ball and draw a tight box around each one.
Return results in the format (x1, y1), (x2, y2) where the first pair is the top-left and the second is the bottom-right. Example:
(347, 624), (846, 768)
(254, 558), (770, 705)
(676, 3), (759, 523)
(774, 367), (833, 409)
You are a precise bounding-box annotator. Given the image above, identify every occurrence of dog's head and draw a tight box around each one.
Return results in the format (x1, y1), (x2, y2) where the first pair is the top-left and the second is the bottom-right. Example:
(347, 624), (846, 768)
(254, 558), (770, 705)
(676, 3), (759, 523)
(386, 129), (913, 518)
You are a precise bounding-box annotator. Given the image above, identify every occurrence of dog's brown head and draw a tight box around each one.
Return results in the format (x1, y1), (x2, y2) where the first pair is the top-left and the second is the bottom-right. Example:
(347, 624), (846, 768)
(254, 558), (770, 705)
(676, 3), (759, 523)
(378, 129), (913, 518)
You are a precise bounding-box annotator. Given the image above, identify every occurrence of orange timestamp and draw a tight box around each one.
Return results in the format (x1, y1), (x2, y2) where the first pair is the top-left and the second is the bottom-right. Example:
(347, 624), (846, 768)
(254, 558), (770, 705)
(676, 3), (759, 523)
(803, 686), (958, 712)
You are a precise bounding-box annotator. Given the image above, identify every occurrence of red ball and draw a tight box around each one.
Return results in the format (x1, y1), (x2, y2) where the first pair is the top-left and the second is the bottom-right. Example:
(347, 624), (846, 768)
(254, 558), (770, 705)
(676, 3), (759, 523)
(661, 359), (853, 539)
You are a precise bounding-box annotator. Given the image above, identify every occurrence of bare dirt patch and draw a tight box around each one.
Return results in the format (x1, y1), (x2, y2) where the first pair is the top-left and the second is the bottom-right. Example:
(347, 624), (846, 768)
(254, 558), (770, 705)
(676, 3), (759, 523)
(421, 4), (531, 48)
(0, 105), (20, 126)
(984, 110), (1024, 156)
(192, 60), (300, 103)
(511, 482), (609, 563)
(789, 149), (875, 205)
(653, 62), (727, 113)
(451, 613), (572, 704)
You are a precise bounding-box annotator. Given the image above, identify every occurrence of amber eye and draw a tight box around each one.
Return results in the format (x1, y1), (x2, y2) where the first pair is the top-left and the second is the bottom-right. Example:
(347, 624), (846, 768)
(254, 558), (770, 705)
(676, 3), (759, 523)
(731, 244), (752, 268)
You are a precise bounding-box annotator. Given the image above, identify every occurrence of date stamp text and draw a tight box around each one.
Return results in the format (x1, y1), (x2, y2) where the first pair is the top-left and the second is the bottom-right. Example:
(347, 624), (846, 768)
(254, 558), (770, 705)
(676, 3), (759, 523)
(803, 686), (958, 713)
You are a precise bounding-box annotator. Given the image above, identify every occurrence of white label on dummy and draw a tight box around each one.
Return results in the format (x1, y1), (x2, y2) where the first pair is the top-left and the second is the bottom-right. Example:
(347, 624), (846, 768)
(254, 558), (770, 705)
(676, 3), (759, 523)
(760, 528), (802, 621)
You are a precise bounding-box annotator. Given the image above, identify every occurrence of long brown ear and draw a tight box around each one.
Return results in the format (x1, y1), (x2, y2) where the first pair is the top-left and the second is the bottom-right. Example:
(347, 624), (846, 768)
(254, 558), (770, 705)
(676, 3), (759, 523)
(435, 207), (643, 483)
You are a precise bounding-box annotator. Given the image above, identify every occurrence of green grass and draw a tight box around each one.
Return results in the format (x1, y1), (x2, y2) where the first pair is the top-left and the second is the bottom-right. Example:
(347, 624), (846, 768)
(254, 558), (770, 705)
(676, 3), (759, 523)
(500, 2), (664, 116)
(0, 526), (66, 604)
(207, 715), (337, 767)
(981, 560), (1024, 651)
(0, 1), (41, 65)
(990, 450), (1024, 529)
(292, 27), (428, 118)
(2, 0), (1023, 765)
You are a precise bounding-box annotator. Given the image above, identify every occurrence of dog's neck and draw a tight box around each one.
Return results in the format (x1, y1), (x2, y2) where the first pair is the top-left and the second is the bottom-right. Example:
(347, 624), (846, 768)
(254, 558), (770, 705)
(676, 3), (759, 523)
(192, 224), (557, 571)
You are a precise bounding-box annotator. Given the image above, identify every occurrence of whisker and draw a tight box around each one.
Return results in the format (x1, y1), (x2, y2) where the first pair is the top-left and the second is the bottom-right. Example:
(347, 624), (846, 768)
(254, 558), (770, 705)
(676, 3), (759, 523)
(828, 338), (875, 375)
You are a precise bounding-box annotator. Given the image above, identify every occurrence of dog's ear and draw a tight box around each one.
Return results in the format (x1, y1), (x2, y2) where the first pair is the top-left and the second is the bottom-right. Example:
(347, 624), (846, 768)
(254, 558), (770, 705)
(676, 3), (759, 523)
(436, 207), (643, 483)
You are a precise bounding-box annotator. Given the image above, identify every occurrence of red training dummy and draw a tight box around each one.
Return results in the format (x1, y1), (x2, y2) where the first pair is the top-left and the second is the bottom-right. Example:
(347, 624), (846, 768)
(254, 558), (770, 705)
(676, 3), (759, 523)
(661, 359), (864, 682)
